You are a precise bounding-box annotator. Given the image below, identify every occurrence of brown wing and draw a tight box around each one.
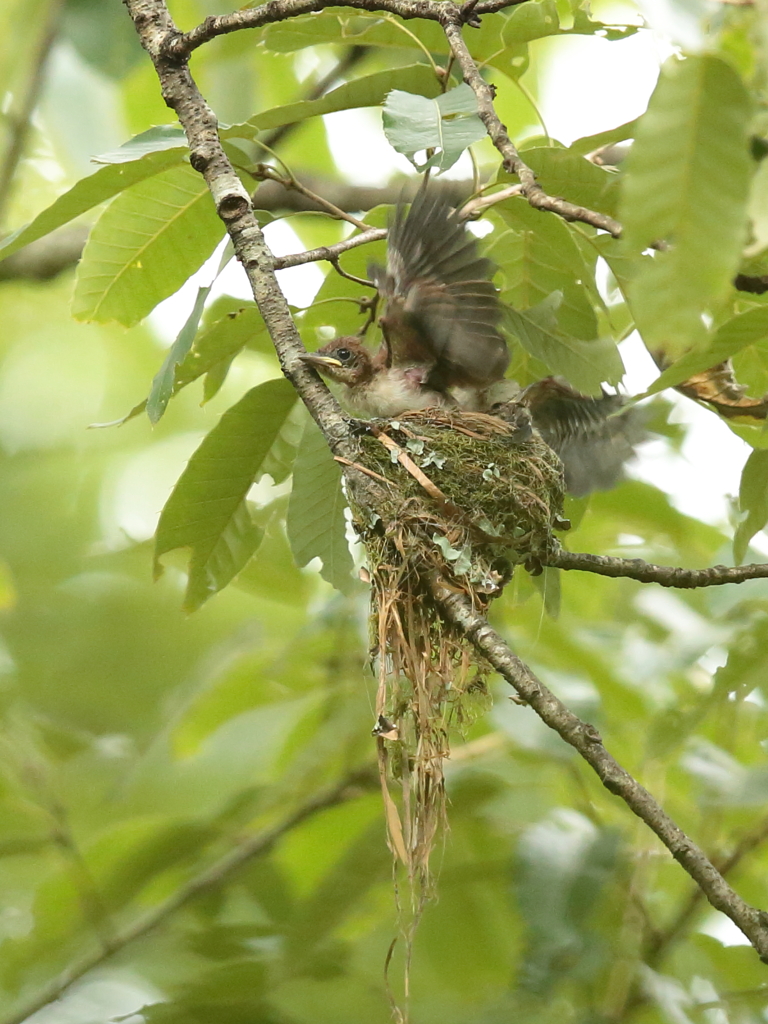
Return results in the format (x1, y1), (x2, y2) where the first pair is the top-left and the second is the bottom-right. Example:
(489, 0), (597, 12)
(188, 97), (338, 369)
(522, 378), (646, 497)
(368, 185), (509, 389)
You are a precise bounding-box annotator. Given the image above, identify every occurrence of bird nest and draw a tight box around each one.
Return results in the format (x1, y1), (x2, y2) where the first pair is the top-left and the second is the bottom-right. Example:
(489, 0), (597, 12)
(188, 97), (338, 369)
(345, 408), (566, 893)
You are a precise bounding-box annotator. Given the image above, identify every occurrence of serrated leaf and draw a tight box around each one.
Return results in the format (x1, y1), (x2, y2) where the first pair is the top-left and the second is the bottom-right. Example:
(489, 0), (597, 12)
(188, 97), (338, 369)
(286, 417), (355, 594)
(620, 55), (752, 357)
(155, 378), (297, 611)
(488, 199), (599, 339)
(647, 306), (768, 394)
(734, 449), (768, 563)
(382, 84), (487, 174)
(72, 163), (224, 327)
(0, 143), (185, 262)
(505, 293), (624, 395)
(223, 64), (442, 140)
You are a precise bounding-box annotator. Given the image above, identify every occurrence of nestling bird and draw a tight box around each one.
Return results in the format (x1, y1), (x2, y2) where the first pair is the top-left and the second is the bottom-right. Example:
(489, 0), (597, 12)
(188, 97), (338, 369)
(300, 185), (644, 495)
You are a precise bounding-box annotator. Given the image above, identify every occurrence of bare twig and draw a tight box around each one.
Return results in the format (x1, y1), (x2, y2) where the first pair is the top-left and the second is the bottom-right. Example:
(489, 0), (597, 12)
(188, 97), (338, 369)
(0, 768), (376, 1024)
(273, 227), (386, 270)
(546, 548), (768, 588)
(439, 11), (622, 236)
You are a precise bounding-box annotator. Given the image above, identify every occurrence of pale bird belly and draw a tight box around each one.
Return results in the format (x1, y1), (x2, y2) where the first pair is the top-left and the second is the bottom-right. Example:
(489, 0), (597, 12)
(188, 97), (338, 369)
(347, 371), (450, 418)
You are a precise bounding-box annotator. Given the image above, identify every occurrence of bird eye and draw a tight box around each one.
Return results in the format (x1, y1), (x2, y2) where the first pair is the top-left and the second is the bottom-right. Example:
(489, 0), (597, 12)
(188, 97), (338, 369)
(336, 347), (352, 361)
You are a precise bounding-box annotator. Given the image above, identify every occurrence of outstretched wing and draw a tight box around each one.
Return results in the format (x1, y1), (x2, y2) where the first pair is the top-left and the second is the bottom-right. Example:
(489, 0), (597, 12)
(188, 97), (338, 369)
(369, 186), (509, 389)
(523, 378), (647, 497)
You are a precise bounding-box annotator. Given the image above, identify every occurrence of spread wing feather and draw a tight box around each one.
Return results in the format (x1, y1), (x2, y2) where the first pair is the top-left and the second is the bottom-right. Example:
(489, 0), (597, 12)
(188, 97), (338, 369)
(369, 186), (509, 388)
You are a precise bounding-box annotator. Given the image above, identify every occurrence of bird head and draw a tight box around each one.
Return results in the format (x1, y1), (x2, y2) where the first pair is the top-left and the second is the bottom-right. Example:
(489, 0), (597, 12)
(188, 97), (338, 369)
(300, 337), (375, 389)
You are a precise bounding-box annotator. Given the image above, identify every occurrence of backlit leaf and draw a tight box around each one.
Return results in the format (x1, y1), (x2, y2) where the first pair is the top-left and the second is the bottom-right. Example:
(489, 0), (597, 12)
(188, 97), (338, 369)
(620, 55), (752, 357)
(286, 417), (355, 594)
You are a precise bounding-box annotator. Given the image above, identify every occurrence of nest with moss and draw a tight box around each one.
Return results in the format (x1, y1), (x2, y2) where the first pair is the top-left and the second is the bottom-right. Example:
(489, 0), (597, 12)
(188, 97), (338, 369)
(346, 408), (566, 891)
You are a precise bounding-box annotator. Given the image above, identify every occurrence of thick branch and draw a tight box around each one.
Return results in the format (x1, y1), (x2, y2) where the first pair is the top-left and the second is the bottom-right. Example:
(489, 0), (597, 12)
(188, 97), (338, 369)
(0, 769), (375, 1024)
(547, 548), (768, 588)
(430, 574), (768, 962)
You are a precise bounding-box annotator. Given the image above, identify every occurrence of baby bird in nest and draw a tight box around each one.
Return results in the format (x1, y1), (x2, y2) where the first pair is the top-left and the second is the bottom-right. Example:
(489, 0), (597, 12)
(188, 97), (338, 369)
(300, 184), (644, 496)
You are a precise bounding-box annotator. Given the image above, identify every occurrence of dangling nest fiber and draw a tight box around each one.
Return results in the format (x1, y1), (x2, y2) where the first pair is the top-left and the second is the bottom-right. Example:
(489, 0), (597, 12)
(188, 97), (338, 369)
(346, 408), (566, 891)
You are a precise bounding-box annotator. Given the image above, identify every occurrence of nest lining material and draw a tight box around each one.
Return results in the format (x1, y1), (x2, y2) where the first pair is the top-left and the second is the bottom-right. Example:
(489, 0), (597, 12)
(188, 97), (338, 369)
(346, 408), (566, 890)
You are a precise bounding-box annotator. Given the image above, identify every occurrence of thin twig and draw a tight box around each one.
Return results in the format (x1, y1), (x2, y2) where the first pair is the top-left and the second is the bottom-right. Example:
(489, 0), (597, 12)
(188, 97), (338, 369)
(273, 227), (387, 270)
(546, 548), (768, 588)
(440, 11), (622, 236)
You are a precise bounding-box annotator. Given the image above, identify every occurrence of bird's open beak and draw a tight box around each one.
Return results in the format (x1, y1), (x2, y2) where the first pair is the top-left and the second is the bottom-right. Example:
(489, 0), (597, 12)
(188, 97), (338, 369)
(299, 352), (343, 369)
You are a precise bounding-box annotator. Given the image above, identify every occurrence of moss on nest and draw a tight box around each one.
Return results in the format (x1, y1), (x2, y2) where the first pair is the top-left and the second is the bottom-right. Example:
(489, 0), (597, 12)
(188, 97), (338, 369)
(351, 408), (566, 600)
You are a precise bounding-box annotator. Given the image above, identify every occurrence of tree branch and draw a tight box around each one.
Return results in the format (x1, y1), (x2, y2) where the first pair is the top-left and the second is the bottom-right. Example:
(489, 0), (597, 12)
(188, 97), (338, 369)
(429, 573), (768, 962)
(439, 12), (622, 236)
(0, 768), (376, 1024)
(546, 548), (768, 588)
(163, 0), (530, 57)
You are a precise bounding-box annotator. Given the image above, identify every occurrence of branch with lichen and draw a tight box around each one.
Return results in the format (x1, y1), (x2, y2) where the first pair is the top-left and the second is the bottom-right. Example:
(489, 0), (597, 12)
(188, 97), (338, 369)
(545, 548), (768, 588)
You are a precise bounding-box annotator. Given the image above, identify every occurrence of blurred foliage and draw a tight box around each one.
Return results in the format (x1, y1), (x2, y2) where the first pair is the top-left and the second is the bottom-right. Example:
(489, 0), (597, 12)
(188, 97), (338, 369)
(0, 0), (768, 1023)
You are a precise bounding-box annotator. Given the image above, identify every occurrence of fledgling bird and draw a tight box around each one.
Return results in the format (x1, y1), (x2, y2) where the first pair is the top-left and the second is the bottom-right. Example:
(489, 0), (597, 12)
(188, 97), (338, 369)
(300, 186), (644, 495)
(300, 186), (509, 415)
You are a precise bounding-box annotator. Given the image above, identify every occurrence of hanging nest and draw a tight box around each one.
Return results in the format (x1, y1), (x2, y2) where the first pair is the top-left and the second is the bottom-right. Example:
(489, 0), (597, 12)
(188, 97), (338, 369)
(344, 407), (567, 892)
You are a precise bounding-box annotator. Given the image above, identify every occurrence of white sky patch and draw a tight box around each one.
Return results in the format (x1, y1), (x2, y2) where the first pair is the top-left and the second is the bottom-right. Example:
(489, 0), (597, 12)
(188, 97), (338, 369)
(536, 29), (666, 145)
(148, 222), (324, 345)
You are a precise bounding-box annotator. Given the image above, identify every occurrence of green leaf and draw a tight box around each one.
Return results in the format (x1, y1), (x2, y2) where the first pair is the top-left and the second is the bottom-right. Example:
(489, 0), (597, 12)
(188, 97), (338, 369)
(223, 64), (442, 140)
(146, 244), (235, 423)
(734, 449), (768, 563)
(620, 55), (753, 357)
(501, 0), (560, 44)
(647, 306), (768, 394)
(0, 141), (185, 262)
(489, 199), (599, 340)
(147, 285), (210, 424)
(154, 378), (297, 611)
(261, 10), (446, 53)
(72, 163), (225, 327)
(382, 84), (487, 174)
(286, 417), (355, 594)
(115, 301), (273, 427)
(521, 147), (620, 216)
(570, 118), (638, 156)
(63, 0), (145, 79)
(93, 125), (187, 163)
(505, 293), (624, 395)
